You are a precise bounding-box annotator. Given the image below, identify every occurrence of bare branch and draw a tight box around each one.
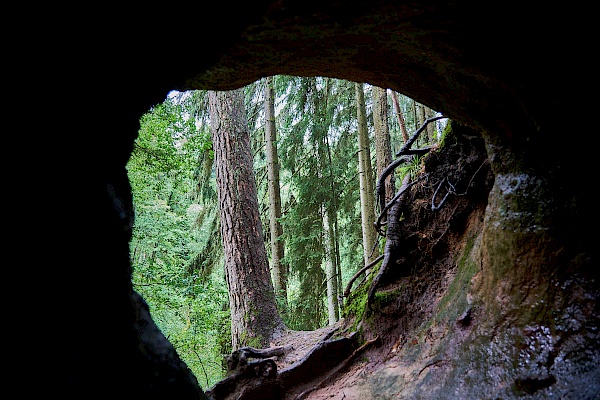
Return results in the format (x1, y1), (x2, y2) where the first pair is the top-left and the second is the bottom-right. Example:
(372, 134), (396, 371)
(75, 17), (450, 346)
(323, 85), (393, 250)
(343, 254), (384, 298)
(395, 115), (446, 157)
(431, 177), (453, 211)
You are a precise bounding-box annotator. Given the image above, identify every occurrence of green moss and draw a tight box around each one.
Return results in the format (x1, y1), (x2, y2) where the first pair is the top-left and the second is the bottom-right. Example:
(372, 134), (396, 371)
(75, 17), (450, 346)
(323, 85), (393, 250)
(239, 330), (263, 349)
(373, 287), (402, 309)
(437, 119), (454, 147)
(342, 262), (382, 330)
(342, 281), (368, 324)
(246, 335), (262, 349)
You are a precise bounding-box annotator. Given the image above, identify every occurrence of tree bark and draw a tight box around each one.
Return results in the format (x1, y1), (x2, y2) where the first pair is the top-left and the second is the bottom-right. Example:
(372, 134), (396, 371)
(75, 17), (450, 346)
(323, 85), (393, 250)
(209, 89), (285, 351)
(355, 83), (379, 270)
(390, 90), (409, 144)
(422, 104), (436, 143)
(416, 103), (432, 146)
(321, 79), (341, 323)
(323, 209), (339, 325)
(411, 98), (418, 132)
(264, 76), (288, 312)
(373, 86), (395, 208)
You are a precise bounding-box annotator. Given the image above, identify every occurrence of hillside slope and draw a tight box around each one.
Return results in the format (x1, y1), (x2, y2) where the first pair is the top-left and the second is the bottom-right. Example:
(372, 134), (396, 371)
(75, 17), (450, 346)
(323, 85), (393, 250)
(206, 121), (599, 399)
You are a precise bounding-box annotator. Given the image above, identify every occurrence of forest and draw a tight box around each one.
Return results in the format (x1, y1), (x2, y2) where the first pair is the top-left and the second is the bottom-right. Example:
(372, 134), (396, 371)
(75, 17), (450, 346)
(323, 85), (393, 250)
(126, 76), (446, 389)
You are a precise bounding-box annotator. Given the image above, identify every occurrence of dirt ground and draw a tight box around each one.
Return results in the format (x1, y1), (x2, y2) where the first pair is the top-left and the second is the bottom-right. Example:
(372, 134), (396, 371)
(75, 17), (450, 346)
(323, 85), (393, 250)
(270, 322), (344, 371)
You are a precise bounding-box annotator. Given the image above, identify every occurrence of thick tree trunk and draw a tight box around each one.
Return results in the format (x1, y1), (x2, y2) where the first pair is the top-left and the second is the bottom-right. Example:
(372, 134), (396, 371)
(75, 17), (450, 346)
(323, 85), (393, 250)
(209, 89), (285, 351)
(355, 83), (379, 269)
(264, 76), (287, 312)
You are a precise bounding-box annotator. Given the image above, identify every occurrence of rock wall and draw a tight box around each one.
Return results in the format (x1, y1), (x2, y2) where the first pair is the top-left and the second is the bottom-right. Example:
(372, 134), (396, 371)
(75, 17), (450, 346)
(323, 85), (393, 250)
(347, 122), (598, 399)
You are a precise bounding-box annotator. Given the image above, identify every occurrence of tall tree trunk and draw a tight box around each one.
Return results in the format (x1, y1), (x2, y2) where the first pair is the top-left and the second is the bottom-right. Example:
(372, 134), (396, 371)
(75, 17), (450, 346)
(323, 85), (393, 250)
(390, 90), (409, 144)
(411, 98), (418, 132)
(416, 103), (433, 147)
(322, 79), (341, 323)
(323, 208), (339, 325)
(355, 83), (379, 270)
(208, 89), (285, 351)
(264, 76), (287, 313)
(373, 86), (395, 208)
(422, 104), (436, 143)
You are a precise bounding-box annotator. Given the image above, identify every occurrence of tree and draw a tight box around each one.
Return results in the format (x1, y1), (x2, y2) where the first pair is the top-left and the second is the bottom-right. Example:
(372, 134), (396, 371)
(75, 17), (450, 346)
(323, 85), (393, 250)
(390, 90), (409, 143)
(323, 209), (339, 324)
(355, 83), (379, 271)
(264, 76), (288, 313)
(373, 86), (395, 208)
(128, 95), (230, 387)
(275, 76), (360, 329)
(421, 104), (436, 143)
(208, 88), (286, 350)
(415, 102), (437, 146)
(321, 79), (341, 325)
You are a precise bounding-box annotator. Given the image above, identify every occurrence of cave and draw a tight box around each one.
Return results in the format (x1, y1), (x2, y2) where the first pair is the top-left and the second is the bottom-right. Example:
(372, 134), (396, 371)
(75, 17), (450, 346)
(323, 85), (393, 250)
(31, 1), (597, 399)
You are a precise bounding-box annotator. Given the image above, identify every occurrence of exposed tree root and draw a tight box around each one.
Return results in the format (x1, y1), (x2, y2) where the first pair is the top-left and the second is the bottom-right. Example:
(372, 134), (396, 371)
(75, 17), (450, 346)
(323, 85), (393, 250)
(367, 173), (413, 309)
(343, 254), (384, 298)
(279, 332), (359, 394)
(206, 331), (360, 400)
(206, 345), (293, 400)
(226, 345), (294, 374)
(363, 117), (444, 308)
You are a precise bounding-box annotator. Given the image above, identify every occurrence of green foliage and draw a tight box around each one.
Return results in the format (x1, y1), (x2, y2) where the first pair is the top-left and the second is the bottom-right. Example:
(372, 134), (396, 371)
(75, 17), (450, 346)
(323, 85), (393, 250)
(127, 93), (229, 389)
(395, 154), (424, 183)
(126, 79), (437, 388)
(285, 265), (328, 330)
(135, 269), (230, 388)
(272, 76), (364, 329)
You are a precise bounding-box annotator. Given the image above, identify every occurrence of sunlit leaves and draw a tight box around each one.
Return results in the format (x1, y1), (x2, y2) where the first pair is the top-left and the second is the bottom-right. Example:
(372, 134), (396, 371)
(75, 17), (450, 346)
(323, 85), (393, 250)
(127, 92), (228, 388)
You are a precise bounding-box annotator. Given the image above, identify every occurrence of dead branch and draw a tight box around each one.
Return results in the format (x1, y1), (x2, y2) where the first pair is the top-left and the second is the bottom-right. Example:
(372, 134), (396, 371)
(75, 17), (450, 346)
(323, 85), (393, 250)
(417, 359), (450, 376)
(455, 158), (489, 196)
(343, 254), (384, 298)
(431, 158), (489, 211)
(368, 233), (382, 259)
(395, 116), (446, 157)
(431, 177), (455, 211)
